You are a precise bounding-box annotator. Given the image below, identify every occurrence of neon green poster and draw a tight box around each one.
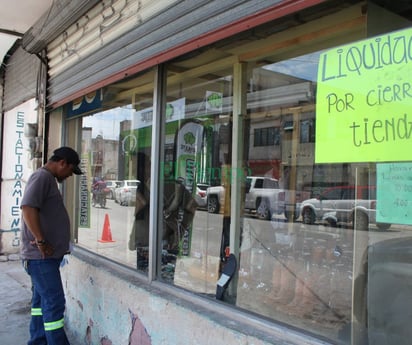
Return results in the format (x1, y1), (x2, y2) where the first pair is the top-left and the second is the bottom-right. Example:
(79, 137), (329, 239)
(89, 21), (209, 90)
(377, 163), (412, 225)
(316, 27), (412, 163)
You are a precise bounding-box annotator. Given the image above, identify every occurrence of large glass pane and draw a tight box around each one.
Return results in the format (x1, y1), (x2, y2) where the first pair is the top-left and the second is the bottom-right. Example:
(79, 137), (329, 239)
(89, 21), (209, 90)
(160, 60), (233, 288)
(237, 55), (356, 340)
(235, 3), (412, 344)
(76, 69), (154, 273)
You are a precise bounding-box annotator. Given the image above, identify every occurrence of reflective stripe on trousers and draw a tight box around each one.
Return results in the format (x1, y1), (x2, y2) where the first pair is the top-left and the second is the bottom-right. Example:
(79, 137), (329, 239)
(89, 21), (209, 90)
(44, 317), (65, 331)
(31, 308), (65, 332)
(31, 307), (42, 316)
(24, 258), (70, 345)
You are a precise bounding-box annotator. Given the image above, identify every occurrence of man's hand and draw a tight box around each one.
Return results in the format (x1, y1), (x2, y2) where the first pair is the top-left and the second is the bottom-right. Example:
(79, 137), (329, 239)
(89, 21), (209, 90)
(38, 242), (54, 258)
(30, 240), (55, 258)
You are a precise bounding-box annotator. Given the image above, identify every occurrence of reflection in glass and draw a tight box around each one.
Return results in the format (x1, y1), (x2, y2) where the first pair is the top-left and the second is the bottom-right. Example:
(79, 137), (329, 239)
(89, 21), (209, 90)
(161, 65), (233, 290)
(69, 3), (412, 342)
(237, 37), (412, 344)
(77, 71), (154, 274)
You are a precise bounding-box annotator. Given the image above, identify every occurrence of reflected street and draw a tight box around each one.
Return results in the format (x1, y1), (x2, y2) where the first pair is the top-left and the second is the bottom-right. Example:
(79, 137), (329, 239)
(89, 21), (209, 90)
(77, 199), (412, 340)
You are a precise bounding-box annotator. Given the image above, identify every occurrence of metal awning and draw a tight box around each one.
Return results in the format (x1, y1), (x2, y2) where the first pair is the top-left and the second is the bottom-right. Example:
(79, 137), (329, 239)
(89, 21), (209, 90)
(0, 0), (53, 65)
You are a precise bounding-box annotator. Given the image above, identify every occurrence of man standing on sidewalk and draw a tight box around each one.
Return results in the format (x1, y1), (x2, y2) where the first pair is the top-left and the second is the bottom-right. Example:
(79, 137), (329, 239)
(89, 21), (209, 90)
(20, 147), (82, 345)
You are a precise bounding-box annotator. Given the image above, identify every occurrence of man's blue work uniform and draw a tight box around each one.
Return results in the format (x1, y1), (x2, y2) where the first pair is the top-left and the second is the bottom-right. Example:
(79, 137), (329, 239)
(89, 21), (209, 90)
(20, 147), (82, 345)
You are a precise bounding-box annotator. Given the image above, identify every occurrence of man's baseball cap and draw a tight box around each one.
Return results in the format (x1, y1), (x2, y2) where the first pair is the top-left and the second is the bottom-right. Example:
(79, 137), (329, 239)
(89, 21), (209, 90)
(52, 147), (83, 175)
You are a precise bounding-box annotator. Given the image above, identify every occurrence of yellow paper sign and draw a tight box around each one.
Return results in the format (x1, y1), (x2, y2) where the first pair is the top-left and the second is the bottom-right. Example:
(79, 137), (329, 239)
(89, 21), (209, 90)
(316, 27), (412, 163)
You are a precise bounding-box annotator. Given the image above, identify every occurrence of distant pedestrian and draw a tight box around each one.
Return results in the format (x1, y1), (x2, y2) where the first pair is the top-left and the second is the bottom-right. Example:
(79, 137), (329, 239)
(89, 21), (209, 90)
(20, 146), (83, 345)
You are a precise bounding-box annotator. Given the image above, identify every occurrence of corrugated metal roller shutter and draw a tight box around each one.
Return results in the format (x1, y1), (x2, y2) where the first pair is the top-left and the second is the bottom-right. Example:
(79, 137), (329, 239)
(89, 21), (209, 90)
(47, 0), (180, 78)
(3, 45), (41, 112)
(22, 0), (101, 54)
(47, 0), (284, 108)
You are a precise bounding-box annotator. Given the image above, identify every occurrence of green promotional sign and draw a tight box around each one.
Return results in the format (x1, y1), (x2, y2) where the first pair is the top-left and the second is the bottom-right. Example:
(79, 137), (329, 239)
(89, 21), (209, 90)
(175, 121), (205, 256)
(377, 163), (412, 225)
(316, 27), (412, 163)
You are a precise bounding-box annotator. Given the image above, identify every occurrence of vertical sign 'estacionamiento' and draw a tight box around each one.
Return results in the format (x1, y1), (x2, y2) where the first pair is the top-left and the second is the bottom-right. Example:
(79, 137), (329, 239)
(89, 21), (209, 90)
(316, 27), (412, 163)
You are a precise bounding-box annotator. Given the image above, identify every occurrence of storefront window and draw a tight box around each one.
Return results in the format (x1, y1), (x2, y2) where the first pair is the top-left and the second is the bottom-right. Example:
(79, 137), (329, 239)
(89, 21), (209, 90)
(159, 61), (233, 288)
(237, 53), (356, 341)
(65, 1), (412, 343)
(76, 69), (154, 273)
(156, 2), (412, 344)
(235, 3), (412, 344)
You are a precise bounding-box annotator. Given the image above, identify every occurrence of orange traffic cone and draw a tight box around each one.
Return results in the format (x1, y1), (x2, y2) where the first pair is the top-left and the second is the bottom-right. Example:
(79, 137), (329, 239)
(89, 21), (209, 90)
(98, 213), (115, 243)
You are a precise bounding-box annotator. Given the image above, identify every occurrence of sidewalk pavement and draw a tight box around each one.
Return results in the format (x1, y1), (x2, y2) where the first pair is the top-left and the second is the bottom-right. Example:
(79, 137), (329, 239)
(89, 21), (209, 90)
(0, 254), (32, 345)
(0, 254), (79, 345)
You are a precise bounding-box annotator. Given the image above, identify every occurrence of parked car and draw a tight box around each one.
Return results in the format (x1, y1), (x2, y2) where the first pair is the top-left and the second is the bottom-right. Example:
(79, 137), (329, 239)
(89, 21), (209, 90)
(207, 176), (285, 220)
(194, 183), (209, 209)
(300, 185), (391, 230)
(105, 180), (121, 199)
(114, 180), (140, 206)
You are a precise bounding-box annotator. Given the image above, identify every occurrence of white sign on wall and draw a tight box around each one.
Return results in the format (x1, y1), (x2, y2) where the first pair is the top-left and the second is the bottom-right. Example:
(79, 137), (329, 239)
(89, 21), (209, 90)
(0, 99), (37, 250)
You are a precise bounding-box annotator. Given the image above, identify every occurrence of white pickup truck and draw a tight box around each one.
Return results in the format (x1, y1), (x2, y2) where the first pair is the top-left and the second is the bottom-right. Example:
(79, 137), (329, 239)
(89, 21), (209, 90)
(206, 176), (286, 220)
(299, 185), (391, 230)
